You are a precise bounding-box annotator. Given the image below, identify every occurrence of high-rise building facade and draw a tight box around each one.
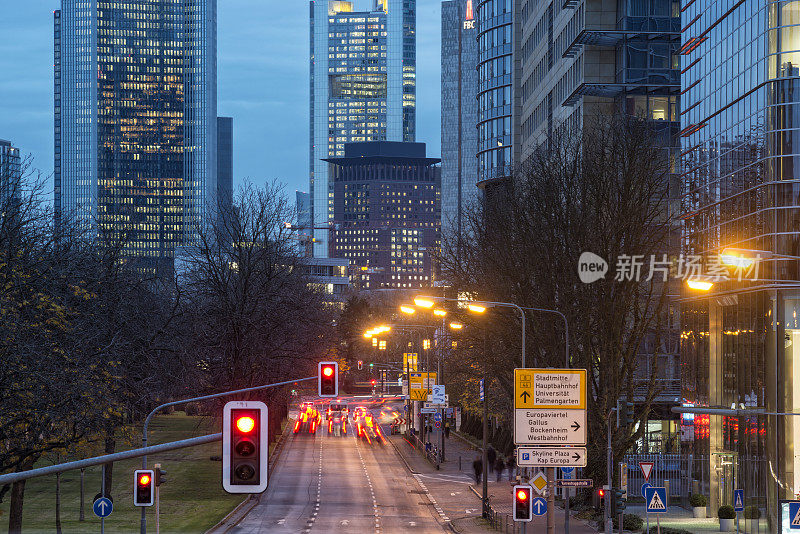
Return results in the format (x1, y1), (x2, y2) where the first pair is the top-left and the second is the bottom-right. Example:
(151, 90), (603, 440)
(0, 139), (22, 205)
(217, 117), (233, 213)
(310, 0), (416, 257)
(679, 0), (800, 525)
(54, 0), (217, 273)
(441, 0), (479, 245)
(327, 141), (440, 289)
(476, 0), (515, 196)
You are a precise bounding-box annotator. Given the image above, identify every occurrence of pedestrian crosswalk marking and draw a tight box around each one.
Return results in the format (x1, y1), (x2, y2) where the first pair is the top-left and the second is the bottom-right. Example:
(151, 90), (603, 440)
(792, 507), (800, 526)
(648, 491), (666, 510)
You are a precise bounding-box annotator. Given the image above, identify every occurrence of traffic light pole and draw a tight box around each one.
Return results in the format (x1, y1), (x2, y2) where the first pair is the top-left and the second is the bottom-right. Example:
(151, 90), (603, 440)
(139, 375), (315, 534)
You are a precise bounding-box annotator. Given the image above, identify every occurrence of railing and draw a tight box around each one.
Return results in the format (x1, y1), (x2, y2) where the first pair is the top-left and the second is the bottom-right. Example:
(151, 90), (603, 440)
(623, 453), (711, 508)
(406, 432), (441, 469)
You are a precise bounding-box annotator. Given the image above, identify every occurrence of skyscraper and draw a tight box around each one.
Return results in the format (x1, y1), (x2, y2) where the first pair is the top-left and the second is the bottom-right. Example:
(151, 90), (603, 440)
(217, 117), (233, 213)
(441, 0), (478, 248)
(0, 139), (21, 205)
(54, 0), (217, 273)
(309, 0), (416, 257)
(327, 141), (440, 289)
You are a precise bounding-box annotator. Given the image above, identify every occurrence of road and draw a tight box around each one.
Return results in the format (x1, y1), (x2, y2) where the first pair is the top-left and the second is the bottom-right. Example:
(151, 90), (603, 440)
(230, 399), (446, 534)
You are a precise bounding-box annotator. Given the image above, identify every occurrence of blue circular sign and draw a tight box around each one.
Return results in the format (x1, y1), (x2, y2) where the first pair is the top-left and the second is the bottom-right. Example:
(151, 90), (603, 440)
(93, 497), (113, 518)
(641, 482), (652, 499)
(532, 496), (548, 516)
(561, 467), (575, 475)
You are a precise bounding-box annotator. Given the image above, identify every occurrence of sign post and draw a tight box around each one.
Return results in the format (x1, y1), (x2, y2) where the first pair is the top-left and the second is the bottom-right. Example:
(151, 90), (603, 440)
(734, 489), (744, 534)
(645, 486), (668, 534)
(514, 369), (587, 534)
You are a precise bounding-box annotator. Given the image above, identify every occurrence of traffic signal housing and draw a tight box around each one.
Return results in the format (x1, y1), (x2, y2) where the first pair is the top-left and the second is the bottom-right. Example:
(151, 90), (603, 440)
(133, 470), (154, 507)
(513, 484), (533, 522)
(358, 360), (363, 370)
(154, 464), (166, 486)
(318, 361), (338, 397)
(613, 488), (626, 513)
(222, 401), (269, 494)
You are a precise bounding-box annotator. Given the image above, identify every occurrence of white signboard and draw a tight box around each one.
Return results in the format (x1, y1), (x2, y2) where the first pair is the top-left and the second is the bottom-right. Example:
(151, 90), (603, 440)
(514, 409), (587, 445)
(517, 447), (587, 467)
(431, 385), (446, 403)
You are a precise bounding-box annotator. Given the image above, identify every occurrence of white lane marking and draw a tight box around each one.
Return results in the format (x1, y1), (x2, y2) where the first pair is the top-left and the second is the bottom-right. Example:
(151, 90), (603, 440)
(412, 474), (451, 523)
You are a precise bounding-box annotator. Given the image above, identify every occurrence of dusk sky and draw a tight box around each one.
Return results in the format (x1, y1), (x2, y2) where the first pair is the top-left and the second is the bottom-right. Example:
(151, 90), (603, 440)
(0, 0), (442, 198)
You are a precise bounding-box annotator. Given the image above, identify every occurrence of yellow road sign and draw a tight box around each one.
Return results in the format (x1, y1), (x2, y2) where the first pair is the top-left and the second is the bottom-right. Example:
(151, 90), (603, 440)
(514, 368), (587, 410)
(410, 389), (429, 401)
(403, 353), (418, 372)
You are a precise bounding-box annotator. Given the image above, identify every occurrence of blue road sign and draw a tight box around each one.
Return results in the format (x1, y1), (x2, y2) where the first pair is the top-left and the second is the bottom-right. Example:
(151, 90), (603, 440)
(734, 489), (744, 512)
(640, 482), (652, 499)
(790, 502), (800, 529)
(561, 467), (575, 475)
(645, 486), (668, 514)
(434, 413), (442, 422)
(93, 497), (113, 518)
(532, 497), (547, 516)
(480, 379), (485, 401)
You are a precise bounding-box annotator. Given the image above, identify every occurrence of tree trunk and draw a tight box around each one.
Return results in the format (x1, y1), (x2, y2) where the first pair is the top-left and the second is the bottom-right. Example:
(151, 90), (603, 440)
(7, 458), (35, 534)
(104, 431), (116, 494)
(55, 471), (62, 534)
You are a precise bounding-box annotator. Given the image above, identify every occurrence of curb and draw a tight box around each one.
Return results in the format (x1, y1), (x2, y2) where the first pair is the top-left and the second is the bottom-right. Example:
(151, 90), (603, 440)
(205, 419), (293, 534)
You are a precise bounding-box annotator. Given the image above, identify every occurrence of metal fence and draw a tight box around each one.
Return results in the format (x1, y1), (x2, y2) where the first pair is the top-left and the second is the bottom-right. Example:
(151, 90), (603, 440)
(622, 453), (711, 508)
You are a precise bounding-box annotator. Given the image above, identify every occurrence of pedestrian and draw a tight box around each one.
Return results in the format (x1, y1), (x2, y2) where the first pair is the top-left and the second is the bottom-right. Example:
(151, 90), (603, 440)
(507, 455), (516, 481)
(472, 456), (483, 484)
(487, 445), (497, 473)
(495, 456), (505, 481)
(444, 421), (450, 439)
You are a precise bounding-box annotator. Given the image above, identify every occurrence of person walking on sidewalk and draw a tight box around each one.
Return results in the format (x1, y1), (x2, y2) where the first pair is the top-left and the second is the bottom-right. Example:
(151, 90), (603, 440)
(487, 445), (496, 473)
(495, 456), (505, 481)
(444, 422), (450, 439)
(473, 456), (483, 484)
(507, 455), (516, 481)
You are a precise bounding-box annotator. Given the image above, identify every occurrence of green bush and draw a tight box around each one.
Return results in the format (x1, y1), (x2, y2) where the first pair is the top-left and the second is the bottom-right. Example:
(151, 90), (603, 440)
(718, 505), (736, 519)
(612, 513), (644, 531)
(689, 493), (708, 507)
(744, 505), (761, 519)
(647, 528), (693, 534)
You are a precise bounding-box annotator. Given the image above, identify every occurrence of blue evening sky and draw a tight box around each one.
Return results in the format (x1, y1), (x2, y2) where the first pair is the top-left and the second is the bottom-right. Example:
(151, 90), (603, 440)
(0, 0), (442, 197)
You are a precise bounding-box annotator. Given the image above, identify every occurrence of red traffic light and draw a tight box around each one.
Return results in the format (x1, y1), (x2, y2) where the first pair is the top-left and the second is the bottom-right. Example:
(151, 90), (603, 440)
(371, 379), (376, 385)
(236, 416), (256, 433)
(598, 489), (605, 497)
(322, 365), (334, 377)
(516, 489), (529, 501)
(138, 474), (151, 486)
(318, 361), (338, 397)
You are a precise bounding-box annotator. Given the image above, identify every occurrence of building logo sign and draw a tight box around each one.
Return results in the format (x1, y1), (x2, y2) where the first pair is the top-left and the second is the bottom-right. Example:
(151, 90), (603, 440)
(463, 0), (475, 29)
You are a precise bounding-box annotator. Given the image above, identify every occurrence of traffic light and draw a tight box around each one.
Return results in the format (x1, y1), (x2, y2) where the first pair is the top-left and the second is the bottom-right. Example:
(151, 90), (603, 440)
(513, 485), (533, 522)
(371, 379), (376, 386)
(318, 361), (338, 397)
(624, 402), (635, 426)
(222, 400), (268, 494)
(613, 488), (626, 512)
(133, 470), (154, 507)
(154, 464), (166, 486)
(358, 360), (363, 370)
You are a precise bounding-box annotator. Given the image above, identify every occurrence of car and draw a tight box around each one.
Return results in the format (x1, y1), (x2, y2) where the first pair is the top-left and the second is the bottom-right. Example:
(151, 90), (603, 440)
(293, 405), (321, 434)
(327, 413), (347, 436)
(355, 412), (384, 444)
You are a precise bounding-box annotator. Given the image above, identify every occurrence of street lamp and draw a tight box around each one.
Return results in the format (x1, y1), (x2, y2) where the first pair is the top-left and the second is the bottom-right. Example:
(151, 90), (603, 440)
(686, 278), (715, 291)
(433, 309), (447, 317)
(400, 306), (416, 315)
(449, 321), (463, 330)
(467, 303), (487, 314)
(414, 297), (435, 309)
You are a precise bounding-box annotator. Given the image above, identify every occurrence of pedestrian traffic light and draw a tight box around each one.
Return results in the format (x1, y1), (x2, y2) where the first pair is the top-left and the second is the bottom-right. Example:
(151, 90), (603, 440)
(371, 379), (376, 386)
(133, 469), (154, 507)
(154, 464), (166, 486)
(613, 488), (626, 512)
(318, 361), (338, 397)
(513, 485), (533, 522)
(222, 400), (268, 494)
(358, 360), (363, 370)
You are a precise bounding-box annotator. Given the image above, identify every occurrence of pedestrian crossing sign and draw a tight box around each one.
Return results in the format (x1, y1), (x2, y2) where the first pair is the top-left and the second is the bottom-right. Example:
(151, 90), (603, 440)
(645, 486), (668, 514)
(734, 489), (744, 512)
(789, 501), (800, 529)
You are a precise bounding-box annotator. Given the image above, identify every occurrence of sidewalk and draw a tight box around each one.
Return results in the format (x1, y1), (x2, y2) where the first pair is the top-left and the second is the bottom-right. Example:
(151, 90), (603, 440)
(388, 431), (599, 534)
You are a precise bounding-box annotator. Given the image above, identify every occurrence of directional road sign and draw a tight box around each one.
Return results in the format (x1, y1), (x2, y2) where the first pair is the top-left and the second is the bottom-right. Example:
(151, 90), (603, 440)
(420, 406), (437, 414)
(516, 447), (587, 467)
(532, 497), (547, 516)
(557, 479), (593, 488)
(431, 385), (446, 403)
(403, 353), (418, 371)
(514, 409), (586, 445)
(93, 496), (113, 518)
(639, 461), (654, 482)
(789, 501), (800, 529)
(480, 379), (484, 402)
(514, 368), (587, 410)
(645, 486), (668, 514)
(640, 482), (652, 499)
(734, 489), (744, 512)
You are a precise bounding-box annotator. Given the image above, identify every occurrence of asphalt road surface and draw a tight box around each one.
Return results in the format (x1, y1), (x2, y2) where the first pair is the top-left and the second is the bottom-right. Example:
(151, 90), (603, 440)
(230, 400), (445, 534)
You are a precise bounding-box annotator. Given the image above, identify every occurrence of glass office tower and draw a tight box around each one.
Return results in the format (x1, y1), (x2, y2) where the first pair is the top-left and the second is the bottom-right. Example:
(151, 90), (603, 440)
(0, 139), (21, 205)
(441, 0), (479, 249)
(310, 0), (416, 257)
(680, 0), (800, 529)
(54, 0), (217, 274)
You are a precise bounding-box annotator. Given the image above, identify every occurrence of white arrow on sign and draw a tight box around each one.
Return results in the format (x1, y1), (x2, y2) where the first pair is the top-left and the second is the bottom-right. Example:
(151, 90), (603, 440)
(514, 409), (586, 445)
(517, 447), (587, 467)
